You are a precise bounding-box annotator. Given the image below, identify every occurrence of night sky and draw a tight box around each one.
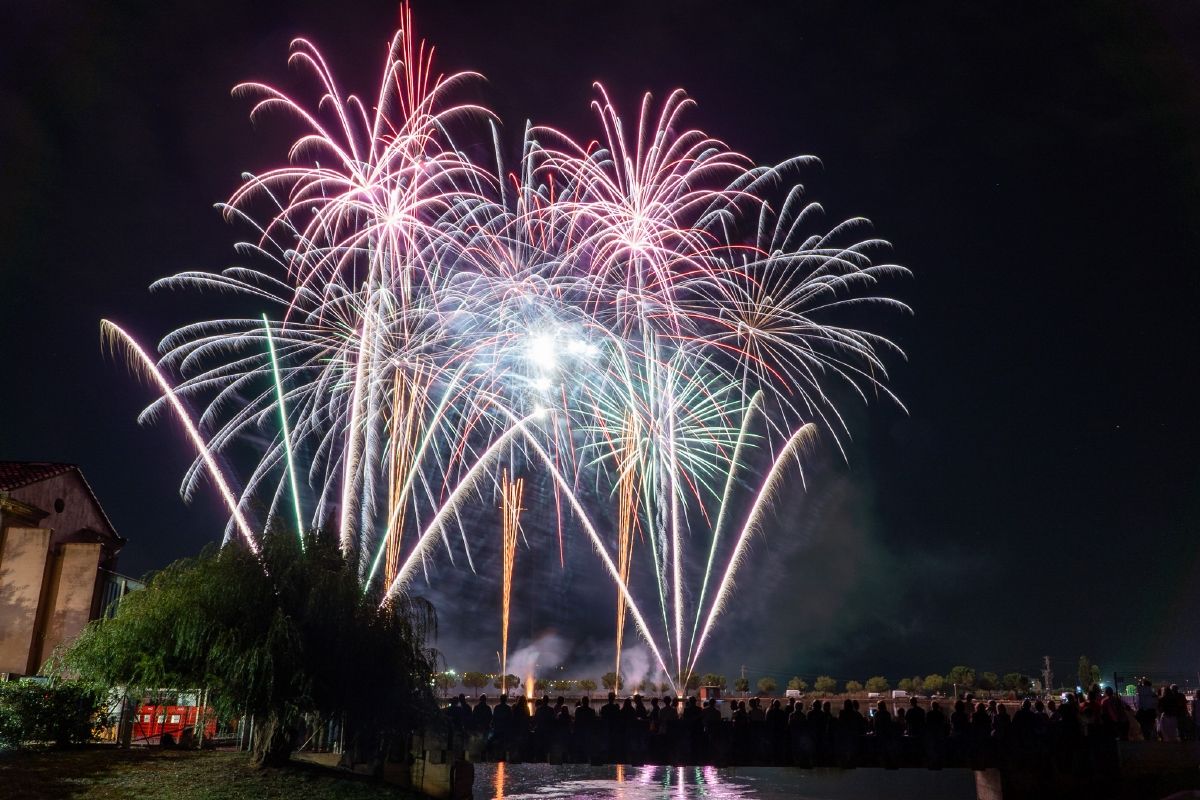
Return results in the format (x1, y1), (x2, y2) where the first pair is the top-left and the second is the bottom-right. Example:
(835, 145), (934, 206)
(4, 1), (1199, 686)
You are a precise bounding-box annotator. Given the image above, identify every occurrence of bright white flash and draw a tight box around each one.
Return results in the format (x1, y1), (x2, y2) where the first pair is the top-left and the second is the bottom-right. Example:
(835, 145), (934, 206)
(527, 334), (557, 372)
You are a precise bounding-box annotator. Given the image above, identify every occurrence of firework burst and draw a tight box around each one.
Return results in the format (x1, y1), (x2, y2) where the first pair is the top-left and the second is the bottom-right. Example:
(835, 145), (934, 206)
(107, 8), (909, 685)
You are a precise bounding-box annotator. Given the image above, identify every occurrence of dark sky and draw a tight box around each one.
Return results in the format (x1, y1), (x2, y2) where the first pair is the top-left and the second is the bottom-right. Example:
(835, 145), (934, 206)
(4, 0), (1199, 687)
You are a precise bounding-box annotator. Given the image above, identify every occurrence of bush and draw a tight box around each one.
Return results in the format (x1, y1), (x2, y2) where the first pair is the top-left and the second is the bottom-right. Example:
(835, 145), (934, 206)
(0, 680), (103, 748)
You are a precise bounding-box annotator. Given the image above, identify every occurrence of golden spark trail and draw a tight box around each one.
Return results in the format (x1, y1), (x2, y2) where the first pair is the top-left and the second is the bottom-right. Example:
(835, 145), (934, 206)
(384, 366), (429, 589)
(500, 468), (524, 693)
(614, 411), (639, 690)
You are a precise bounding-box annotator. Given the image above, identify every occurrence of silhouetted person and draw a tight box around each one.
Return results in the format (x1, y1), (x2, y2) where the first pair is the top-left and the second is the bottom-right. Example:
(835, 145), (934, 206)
(473, 694), (493, 734)
(491, 694), (512, 756)
(574, 696), (596, 761)
(788, 701), (811, 766)
(766, 699), (787, 763)
(925, 700), (948, 768)
(1135, 678), (1157, 740)
(970, 702), (991, 768)
(600, 692), (621, 759)
(835, 699), (864, 767)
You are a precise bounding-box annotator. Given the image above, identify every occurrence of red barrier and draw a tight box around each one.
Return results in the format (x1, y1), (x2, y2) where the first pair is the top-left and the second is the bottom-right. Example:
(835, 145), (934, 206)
(132, 704), (218, 743)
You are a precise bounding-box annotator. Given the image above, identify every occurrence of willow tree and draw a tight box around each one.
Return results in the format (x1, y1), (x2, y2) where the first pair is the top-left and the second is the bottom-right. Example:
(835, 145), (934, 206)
(63, 529), (438, 766)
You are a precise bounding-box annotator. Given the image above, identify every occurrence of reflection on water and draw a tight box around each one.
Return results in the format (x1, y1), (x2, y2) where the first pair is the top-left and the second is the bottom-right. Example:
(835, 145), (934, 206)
(476, 762), (977, 800)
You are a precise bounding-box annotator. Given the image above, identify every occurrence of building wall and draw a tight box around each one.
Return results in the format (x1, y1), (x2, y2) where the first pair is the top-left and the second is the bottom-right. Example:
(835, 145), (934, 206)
(0, 527), (52, 675)
(35, 542), (103, 671)
(9, 472), (114, 550)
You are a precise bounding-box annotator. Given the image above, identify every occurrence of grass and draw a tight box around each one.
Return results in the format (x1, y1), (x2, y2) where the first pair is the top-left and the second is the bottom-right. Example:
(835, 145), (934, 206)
(0, 746), (423, 800)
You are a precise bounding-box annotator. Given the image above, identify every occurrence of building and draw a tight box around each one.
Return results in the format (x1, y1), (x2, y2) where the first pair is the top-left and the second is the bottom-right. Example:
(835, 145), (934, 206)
(0, 462), (130, 677)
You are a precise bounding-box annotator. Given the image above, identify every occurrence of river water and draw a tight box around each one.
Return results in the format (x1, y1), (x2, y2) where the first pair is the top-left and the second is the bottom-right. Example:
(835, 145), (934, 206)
(475, 762), (977, 800)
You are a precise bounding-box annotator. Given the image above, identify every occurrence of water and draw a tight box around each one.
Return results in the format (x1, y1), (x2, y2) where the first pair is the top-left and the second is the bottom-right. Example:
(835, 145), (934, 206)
(476, 762), (977, 800)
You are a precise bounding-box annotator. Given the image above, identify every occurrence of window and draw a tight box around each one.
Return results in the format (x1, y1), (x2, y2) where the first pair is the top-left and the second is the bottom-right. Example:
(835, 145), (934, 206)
(54, 498), (65, 513)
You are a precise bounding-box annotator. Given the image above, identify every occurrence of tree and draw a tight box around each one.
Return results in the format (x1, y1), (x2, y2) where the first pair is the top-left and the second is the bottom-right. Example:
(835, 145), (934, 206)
(757, 676), (777, 695)
(659, 682), (674, 694)
(637, 677), (655, 693)
(898, 678), (914, 693)
(602, 672), (623, 692)
(700, 673), (727, 690)
(494, 674), (520, 692)
(977, 672), (999, 691)
(910, 675), (925, 693)
(435, 672), (458, 694)
(1078, 656), (1101, 689)
(462, 672), (490, 692)
(534, 678), (550, 692)
(550, 679), (575, 693)
(844, 680), (863, 693)
(787, 676), (808, 692)
(814, 676), (838, 695)
(946, 666), (975, 691)
(734, 676), (750, 694)
(685, 673), (701, 691)
(923, 674), (945, 694)
(1001, 673), (1030, 693)
(63, 531), (437, 767)
(865, 676), (890, 693)
(578, 678), (597, 697)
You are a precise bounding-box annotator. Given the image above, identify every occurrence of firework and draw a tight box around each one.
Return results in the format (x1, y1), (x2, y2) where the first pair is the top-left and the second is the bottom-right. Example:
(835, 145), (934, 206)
(110, 7), (909, 682)
(499, 468), (524, 691)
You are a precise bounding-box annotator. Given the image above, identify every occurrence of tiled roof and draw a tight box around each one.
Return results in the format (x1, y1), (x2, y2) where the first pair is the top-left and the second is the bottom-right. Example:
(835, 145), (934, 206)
(0, 461), (77, 490)
(0, 461), (122, 542)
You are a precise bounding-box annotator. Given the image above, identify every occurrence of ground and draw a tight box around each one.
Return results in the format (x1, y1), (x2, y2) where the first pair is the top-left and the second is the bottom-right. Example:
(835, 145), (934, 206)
(0, 747), (420, 800)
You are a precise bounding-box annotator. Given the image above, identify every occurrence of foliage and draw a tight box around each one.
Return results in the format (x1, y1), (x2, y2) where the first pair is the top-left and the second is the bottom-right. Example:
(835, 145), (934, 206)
(461, 672), (489, 691)
(787, 676), (808, 692)
(1002, 673), (1030, 692)
(756, 676), (777, 694)
(550, 679), (575, 693)
(684, 673), (701, 691)
(898, 678), (913, 692)
(700, 673), (726, 689)
(813, 676), (838, 695)
(61, 530), (437, 766)
(493, 674), (519, 691)
(844, 680), (863, 693)
(577, 679), (598, 694)
(435, 672), (457, 692)
(636, 678), (655, 693)
(865, 676), (890, 693)
(923, 674), (945, 693)
(601, 672), (624, 691)
(977, 671), (999, 691)
(1078, 656), (1101, 689)
(734, 676), (750, 693)
(946, 666), (975, 690)
(0, 680), (104, 748)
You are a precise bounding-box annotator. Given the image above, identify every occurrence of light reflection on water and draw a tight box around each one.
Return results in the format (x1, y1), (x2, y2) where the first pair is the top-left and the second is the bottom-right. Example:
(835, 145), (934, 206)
(477, 762), (977, 800)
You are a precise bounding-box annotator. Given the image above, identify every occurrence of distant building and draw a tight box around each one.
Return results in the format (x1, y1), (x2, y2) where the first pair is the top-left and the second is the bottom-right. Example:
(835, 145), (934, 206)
(0, 462), (132, 677)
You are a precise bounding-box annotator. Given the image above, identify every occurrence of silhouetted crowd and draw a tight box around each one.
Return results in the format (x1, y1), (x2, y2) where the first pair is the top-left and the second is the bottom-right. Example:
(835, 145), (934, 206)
(438, 680), (1200, 770)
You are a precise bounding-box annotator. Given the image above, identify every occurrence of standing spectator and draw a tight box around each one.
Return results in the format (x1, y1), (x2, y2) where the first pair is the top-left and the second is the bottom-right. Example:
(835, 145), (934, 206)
(1135, 678), (1157, 741)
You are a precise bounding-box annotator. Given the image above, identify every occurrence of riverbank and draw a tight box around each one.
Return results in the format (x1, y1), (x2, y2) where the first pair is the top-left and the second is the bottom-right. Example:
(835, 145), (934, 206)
(0, 747), (421, 800)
